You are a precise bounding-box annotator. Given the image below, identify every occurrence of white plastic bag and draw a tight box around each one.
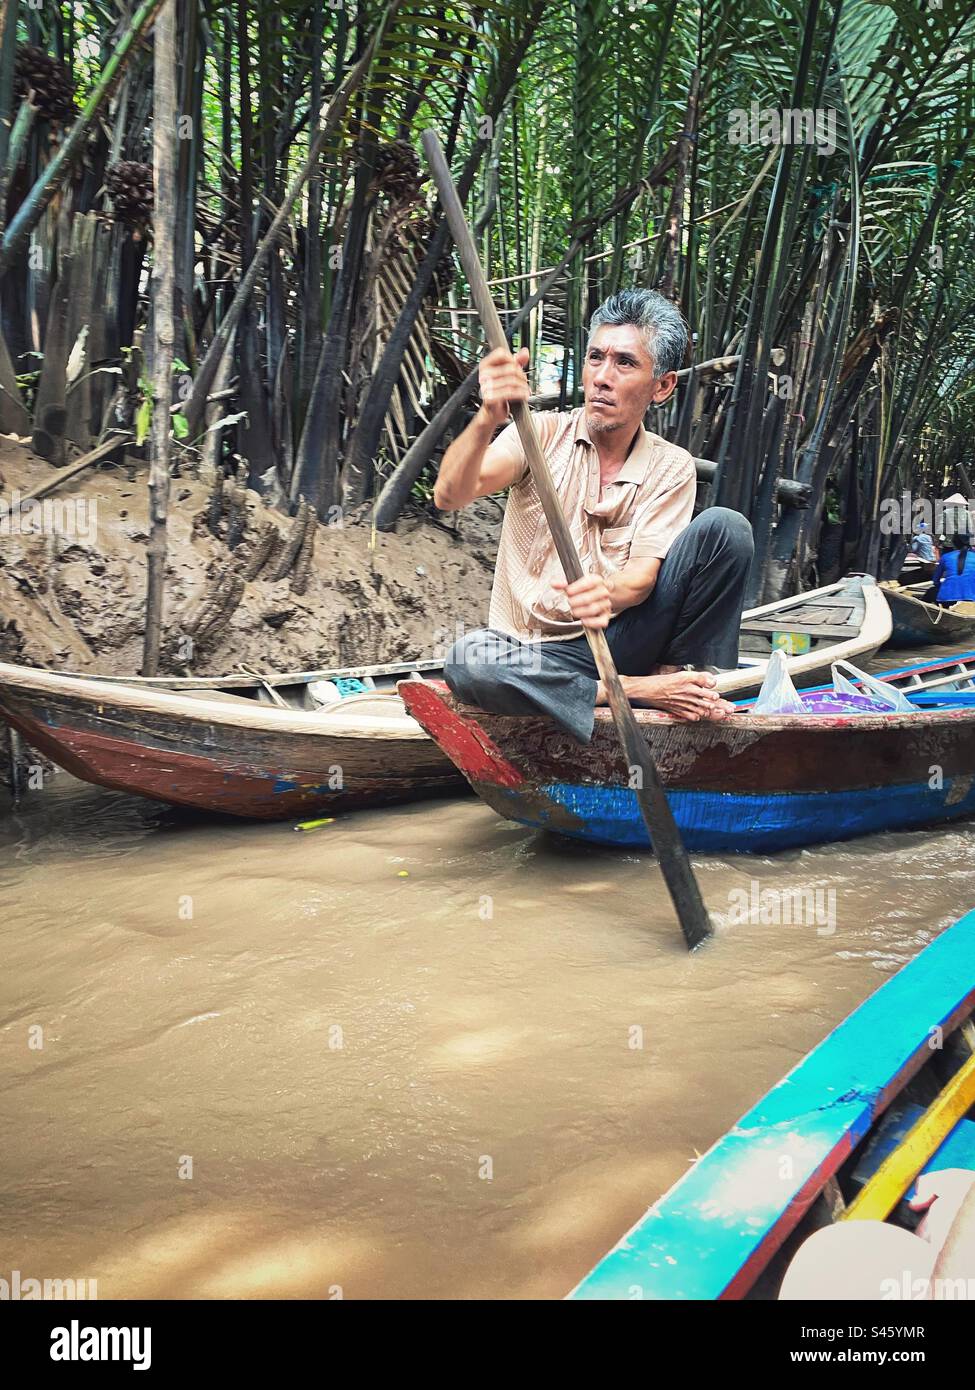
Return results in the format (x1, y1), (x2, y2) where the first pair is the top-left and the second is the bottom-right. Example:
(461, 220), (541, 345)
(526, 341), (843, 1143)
(752, 648), (808, 715)
(830, 660), (914, 713)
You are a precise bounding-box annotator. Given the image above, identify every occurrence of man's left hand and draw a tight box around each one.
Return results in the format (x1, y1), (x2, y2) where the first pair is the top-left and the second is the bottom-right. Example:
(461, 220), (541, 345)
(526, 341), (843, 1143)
(552, 573), (613, 629)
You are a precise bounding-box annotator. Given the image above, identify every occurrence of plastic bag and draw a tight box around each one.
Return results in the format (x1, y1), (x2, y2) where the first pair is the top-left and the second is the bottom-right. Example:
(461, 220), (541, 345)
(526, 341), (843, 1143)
(751, 648), (808, 715)
(751, 652), (914, 717)
(830, 660), (914, 713)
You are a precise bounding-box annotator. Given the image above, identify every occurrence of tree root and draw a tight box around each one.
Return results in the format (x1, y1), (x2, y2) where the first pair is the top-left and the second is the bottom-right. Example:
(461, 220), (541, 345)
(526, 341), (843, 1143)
(290, 505), (317, 594)
(241, 518), (281, 580)
(207, 465), (224, 537)
(269, 498), (311, 581)
(262, 527), (286, 577)
(225, 473), (249, 550)
(186, 569), (246, 645)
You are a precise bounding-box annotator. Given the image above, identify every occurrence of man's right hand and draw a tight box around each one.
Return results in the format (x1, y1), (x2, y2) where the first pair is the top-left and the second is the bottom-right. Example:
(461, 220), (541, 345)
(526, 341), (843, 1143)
(478, 346), (530, 426)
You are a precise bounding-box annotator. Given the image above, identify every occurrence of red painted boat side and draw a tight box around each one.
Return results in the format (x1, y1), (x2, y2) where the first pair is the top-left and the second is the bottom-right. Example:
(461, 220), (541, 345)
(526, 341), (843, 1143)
(396, 680), (525, 789)
(0, 677), (462, 818)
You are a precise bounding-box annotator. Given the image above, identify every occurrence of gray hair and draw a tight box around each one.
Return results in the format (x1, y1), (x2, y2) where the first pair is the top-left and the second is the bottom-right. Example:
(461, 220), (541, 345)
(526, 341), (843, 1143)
(588, 289), (689, 377)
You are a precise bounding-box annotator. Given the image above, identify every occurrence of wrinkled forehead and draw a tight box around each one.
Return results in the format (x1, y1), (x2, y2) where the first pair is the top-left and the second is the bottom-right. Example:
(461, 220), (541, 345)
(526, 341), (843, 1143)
(586, 323), (655, 367)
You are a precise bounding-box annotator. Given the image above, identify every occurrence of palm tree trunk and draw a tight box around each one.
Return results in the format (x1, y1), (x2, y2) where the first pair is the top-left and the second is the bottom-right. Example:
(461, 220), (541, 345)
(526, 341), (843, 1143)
(291, 138), (377, 514)
(340, 0), (546, 509)
(180, 13), (389, 438)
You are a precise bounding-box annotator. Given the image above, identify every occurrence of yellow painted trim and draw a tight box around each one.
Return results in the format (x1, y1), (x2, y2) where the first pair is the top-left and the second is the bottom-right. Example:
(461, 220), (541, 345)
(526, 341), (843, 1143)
(842, 1050), (975, 1223)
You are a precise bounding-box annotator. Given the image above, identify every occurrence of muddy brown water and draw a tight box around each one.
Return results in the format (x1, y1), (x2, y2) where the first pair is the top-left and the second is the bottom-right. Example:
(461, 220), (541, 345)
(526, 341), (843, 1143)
(2, 642), (975, 1300)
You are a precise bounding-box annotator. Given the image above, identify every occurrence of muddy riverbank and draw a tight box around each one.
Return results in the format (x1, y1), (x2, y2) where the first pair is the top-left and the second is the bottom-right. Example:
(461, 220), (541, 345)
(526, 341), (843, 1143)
(0, 437), (500, 677)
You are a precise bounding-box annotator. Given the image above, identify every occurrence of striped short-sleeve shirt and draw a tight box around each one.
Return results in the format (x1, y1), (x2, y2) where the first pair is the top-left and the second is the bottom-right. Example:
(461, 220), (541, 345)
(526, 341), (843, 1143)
(486, 408), (697, 642)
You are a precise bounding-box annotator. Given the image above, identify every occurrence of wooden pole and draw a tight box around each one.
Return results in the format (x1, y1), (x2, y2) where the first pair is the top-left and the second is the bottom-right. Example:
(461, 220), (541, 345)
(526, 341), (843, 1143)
(420, 129), (712, 951)
(142, 0), (178, 676)
(4, 724), (23, 803)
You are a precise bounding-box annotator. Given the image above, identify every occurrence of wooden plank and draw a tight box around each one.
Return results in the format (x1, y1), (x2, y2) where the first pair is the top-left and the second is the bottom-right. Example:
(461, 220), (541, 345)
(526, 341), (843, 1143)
(567, 910), (975, 1300)
(740, 620), (858, 639)
(63, 656), (446, 691)
(779, 604), (857, 622)
(802, 595), (863, 608)
(841, 1050), (975, 1223)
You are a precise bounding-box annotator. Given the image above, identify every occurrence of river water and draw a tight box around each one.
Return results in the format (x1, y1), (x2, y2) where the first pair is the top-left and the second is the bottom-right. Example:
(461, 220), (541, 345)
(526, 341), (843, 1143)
(2, 643), (974, 1299)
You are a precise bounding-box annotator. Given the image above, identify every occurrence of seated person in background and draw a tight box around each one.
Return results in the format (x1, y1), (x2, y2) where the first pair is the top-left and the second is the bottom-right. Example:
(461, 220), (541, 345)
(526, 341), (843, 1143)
(779, 1168), (975, 1300)
(911, 521), (936, 564)
(929, 533), (975, 607)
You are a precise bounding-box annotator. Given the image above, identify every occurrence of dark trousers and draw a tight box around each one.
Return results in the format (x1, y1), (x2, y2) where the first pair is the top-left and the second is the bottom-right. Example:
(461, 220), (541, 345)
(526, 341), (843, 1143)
(444, 507), (755, 743)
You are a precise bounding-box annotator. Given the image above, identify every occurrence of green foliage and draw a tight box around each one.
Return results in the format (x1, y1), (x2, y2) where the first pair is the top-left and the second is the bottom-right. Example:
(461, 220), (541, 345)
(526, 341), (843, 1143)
(135, 394), (152, 447)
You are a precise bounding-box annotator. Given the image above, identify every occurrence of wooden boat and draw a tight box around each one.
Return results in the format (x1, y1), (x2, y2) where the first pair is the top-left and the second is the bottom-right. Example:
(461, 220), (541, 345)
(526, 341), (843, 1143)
(896, 553), (937, 585)
(726, 573), (890, 695)
(880, 579), (975, 648)
(568, 908), (975, 1300)
(0, 656), (464, 818)
(398, 651), (975, 854)
(0, 578), (888, 820)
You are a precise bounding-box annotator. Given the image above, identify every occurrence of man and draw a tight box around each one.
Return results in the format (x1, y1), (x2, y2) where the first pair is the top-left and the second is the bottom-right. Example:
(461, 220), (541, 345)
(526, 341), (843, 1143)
(434, 288), (754, 744)
(910, 520), (936, 565)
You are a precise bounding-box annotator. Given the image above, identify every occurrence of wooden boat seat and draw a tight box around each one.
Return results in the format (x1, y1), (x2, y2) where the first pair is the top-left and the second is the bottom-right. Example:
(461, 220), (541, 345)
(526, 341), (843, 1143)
(740, 618), (859, 639)
(740, 581), (866, 642)
(741, 600), (861, 637)
(313, 692), (407, 718)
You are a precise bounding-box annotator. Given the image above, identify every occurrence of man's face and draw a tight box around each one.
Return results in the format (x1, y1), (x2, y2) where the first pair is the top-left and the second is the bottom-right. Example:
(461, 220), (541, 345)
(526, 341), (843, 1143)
(582, 324), (677, 435)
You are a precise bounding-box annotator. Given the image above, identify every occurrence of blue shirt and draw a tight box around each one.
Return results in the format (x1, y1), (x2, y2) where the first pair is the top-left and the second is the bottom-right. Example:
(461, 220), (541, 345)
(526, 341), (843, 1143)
(911, 532), (936, 562)
(932, 548), (975, 602)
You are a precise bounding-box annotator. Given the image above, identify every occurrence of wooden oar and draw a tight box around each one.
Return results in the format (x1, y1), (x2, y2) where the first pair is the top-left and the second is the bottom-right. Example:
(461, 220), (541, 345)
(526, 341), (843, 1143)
(420, 129), (712, 951)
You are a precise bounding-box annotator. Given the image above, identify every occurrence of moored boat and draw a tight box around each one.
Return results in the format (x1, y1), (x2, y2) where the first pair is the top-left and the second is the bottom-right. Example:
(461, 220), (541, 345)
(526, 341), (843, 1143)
(727, 573), (890, 694)
(0, 656), (463, 818)
(880, 580), (975, 648)
(398, 659), (975, 853)
(567, 908), (975, 1300)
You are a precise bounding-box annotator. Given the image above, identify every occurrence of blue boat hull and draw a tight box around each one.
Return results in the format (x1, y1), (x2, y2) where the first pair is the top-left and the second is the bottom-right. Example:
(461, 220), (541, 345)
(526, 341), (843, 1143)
(488, 775), (975, 852)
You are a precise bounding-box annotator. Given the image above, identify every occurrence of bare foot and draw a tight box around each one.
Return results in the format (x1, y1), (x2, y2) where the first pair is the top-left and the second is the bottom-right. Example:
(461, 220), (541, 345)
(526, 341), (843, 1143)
(595, 670), (735, 721)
